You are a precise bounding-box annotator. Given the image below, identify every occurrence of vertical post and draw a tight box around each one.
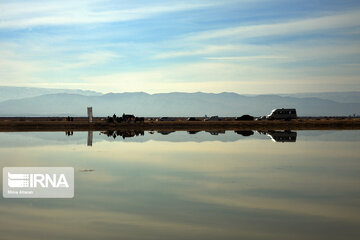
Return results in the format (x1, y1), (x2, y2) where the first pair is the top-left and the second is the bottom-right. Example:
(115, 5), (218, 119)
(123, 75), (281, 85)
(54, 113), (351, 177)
(87, 107), (93, 123)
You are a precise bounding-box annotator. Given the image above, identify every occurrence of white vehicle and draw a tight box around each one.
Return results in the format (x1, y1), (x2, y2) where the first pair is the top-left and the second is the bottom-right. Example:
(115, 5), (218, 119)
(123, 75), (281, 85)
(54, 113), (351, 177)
(266, 131), (297, 142)
(204, 116), (221, 121)
(266, 108), (297, 120)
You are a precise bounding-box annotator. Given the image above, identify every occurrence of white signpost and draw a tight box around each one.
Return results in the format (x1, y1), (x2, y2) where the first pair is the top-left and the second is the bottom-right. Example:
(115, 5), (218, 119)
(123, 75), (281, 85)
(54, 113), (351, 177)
(87, 107), (93, 123)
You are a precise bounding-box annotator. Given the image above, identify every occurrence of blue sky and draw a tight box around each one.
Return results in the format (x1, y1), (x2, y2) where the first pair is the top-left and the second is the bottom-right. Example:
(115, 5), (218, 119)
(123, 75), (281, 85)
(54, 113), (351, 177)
(0, 0), (359, 94)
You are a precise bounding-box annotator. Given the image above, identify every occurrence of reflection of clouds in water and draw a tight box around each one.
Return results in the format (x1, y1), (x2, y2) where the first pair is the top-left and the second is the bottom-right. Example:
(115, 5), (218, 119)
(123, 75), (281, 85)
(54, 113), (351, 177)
(0, 134), (359, 239)
(0, 131), (88, 148)
(0, 206), (238, 240)
(78, 170), (121, 184)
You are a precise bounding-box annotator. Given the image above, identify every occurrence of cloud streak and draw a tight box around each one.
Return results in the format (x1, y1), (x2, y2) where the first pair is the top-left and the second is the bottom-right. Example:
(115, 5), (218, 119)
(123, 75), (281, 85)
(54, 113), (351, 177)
(186, 10), (360, 41)
(0, 1), (359, 94)
(152, 45), (241, 59)
(206, 56), (288, 61)
(0, 1), (214, 29)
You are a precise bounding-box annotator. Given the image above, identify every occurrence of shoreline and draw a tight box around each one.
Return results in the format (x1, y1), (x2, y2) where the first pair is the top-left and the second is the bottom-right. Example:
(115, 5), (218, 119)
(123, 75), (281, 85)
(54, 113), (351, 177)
(0, 118), (359, 132)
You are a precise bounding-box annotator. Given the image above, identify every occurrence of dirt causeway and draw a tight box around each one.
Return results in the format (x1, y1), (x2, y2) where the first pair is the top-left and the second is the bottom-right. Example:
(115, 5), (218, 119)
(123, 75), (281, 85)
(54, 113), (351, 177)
(0, 117), (359, 132)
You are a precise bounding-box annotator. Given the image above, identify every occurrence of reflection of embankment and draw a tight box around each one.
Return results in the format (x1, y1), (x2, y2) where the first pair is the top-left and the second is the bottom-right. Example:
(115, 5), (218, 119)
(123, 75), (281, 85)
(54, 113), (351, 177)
(2, 130), (359, 148)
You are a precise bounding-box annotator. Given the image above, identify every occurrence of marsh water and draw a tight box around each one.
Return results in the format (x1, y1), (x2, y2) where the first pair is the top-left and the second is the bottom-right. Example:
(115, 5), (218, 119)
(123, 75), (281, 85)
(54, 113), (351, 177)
(0, 130), (359, 240)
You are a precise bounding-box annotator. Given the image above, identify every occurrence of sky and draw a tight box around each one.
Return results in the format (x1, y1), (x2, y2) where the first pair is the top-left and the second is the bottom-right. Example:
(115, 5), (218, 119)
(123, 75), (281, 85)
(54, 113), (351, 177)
(0, 0), (360, 94)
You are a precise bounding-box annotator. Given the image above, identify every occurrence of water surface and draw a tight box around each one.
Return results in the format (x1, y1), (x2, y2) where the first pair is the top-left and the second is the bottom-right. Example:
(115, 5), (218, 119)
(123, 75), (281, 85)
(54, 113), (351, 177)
(0, 130), (359, 240)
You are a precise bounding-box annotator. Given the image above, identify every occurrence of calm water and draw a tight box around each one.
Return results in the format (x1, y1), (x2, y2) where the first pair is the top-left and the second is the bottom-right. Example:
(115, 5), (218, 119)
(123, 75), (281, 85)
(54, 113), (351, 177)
(0, 130), (359, 240)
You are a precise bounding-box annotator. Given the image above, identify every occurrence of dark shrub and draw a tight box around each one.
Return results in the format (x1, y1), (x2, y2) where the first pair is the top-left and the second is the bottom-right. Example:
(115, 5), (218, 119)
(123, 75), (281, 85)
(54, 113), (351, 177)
(235, 115), (255, 121)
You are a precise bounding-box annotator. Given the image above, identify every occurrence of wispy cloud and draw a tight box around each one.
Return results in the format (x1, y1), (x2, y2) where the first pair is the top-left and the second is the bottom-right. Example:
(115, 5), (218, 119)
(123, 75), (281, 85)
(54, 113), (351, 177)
(0, 1), (215, 29)
(204, 42), (360, 62)
(186, 10), (360, 41)
(79, 61), (300, 93)
(60, 51), (121, 69)
(0, 48), (43, 83)
(206, 56), (288, 61)
(1, 1), (359, 93)
(152, 45), (240, 59)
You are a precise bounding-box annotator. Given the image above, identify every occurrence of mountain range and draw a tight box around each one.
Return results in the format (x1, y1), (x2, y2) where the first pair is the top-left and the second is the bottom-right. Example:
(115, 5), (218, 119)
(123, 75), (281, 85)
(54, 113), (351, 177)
(0, 86), (101, 102)
(0, 87), (359, 117)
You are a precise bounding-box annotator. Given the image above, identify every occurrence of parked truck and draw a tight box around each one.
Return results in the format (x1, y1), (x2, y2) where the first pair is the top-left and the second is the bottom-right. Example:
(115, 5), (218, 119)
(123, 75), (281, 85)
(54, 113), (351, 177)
(266, 108), (297, 120)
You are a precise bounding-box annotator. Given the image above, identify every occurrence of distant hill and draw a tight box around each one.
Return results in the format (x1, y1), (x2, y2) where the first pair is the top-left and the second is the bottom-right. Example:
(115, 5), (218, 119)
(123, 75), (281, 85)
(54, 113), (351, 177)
(281, 92), (360, 103)
(0, 86), (102, 102)
(0, 92), (358, 117)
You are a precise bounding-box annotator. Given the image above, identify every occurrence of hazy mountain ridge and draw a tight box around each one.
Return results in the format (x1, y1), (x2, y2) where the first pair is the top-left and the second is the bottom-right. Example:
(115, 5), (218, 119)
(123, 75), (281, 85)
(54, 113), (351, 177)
(1, 86), (359, 103)
(0, 92), (359, 117)
(280, 92), (360, 103)
(0, 86), (102, 102)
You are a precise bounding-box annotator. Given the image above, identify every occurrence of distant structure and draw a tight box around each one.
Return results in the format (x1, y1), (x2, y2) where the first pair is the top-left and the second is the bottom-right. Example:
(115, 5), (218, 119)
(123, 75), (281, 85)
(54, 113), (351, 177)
(87, 107), (93, 123)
